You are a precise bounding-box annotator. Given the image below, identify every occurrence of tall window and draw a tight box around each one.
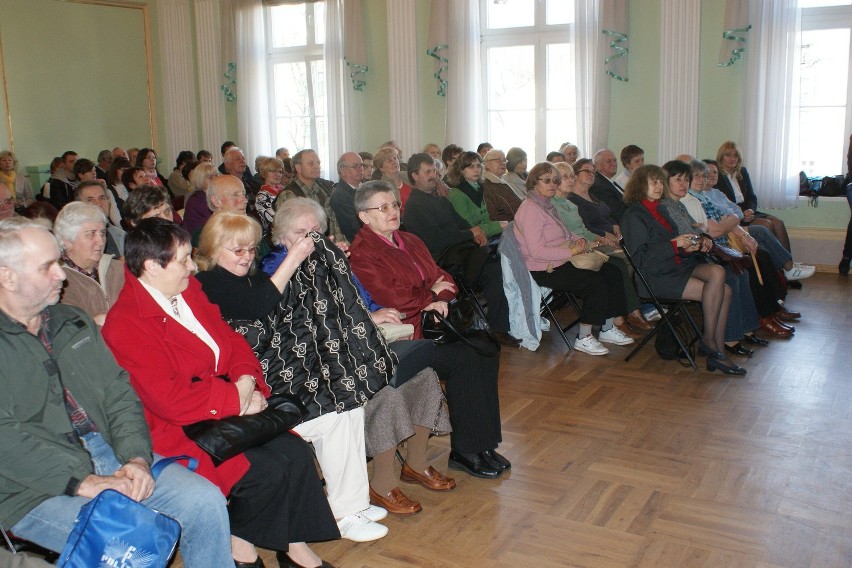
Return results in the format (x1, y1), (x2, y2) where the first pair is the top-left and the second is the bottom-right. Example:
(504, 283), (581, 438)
(799, 1), (852, 176)
(480, 0), (575, 162)
(266, 2), (329, 174)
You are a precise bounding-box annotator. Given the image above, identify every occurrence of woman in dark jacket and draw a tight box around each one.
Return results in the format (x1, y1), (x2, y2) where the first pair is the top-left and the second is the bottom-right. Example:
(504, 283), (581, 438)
(621, 166), (745, 375)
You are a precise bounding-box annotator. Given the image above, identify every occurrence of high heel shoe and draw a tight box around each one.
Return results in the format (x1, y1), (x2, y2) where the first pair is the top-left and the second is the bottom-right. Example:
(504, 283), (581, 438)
(706, 356), (747, 375)
(276, 551), (335, 568)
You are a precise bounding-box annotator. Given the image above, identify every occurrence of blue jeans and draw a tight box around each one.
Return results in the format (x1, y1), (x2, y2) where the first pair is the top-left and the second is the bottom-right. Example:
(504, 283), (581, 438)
(11, 433), (233, 568)
(748, 225), (792, 269)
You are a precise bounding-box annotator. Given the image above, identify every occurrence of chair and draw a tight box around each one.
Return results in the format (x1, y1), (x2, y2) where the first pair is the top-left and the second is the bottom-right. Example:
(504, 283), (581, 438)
(620, 239), (702, 371)
(540, 289), (581, 351)
(1, 523), (59, 563)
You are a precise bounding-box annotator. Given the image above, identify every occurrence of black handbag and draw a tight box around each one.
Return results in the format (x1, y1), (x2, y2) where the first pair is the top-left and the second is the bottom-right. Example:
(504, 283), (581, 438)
(421, 297), (500, 357)
(183, 393), (308, 466)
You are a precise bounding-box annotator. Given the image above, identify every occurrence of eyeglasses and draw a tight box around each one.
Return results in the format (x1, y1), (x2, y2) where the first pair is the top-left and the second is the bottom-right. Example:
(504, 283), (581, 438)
(362, 201), (402, 214)
(485, 159), (507, 164)
(224, 245), (259, 257)
(538, 177), (562, 185)
(578, 169), (595, 175)
(342, 163), (366, 169)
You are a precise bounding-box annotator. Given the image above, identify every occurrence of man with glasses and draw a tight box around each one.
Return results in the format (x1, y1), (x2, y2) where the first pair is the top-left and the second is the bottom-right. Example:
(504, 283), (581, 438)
(331, 152), (367, 242)
(481, 149), (522, 222)
(589, 148), (628, 224)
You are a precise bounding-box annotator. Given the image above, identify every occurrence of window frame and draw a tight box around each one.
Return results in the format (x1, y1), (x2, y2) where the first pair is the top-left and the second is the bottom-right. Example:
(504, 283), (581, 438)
(479, 0), (573, 162)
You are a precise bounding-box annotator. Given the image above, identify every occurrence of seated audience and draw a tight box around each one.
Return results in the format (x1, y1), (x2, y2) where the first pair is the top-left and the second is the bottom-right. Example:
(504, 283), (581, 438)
(446, 151), (506, 240)
(358, 151), (374, 183)
(614, 144), (645, 189)
(255, 156), (292, 235)
(168, 150), (195, 206)
(55, 202), (124, 325)
(621, 165), (745, 375)
(422, 143), (442, 162)
(546, 151), (566, 163)
(504, 147), (528, 199)
(197, 149), (214, 164)
(48, 151), (78, 210)
(103, 219), (338, 567)
(276, 149), (345, 243)
(182, 163), (218, 233)
(95, 149), (112, 179)
(477, 142), (493, 158)
(72, 158), (97, 184)
(121, 166), (150, 194)
(589, 148), (628, 224)
(570, 158), (623, 240)
(105, 156), (132, 211)
(481, 149), (522, 222)
(372, 146), (412, 210)
(134, 148), (168, 188)
(330, 152), (366, 242)
(75, 180), (125, 257)
(514, 162), (634, 356)
(276, 147), (290, 161)
(122, 185), (175, 228)
(441, 144), (463, 174)
(559, 142), (579, 165)
(0, 218), (234, 567)
(350, 181), (512, 480)
(0, 183), (15, 221)
(0, 150), (33, 206)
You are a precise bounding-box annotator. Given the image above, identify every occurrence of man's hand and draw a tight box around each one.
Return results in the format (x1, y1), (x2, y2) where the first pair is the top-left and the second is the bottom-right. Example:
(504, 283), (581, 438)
(114, 458), (155, 502)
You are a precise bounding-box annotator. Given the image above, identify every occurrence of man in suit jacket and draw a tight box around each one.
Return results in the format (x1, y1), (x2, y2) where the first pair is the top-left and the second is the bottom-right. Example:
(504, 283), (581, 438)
(589, 148), (628, 224)
(275, 149), (345, 243)
(330, 151), (365, 242)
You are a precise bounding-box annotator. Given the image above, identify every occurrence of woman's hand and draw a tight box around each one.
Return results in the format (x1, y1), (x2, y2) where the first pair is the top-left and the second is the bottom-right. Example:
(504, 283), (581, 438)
(742, 208), (756, 223)
(499, 220), (509, 229)
(424, 301), (449, 317)
(674, 234), (699, 251)
(243, 391), (268, 416)
(235, 375), (257, 415)
(699, 235), (714, 252)
(430, 276), (456, 296)
(612, 225), (622, 239)
(740, 231), (758, 254)
(371, 308), (404, 325)
(289, 235), (316, 264)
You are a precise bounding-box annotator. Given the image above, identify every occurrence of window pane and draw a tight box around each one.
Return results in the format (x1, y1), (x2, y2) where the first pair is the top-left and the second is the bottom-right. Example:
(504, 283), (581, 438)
(270, 5), (307, 48)
(800, 29), (850, 107)
(272, 62), (311, 152)
(486, 45), (535, 111)
(486, 0), (534, 29)
(314, 3), (326, 45)
(547, 0), (575, 25)
(488, 111), (536, 162)
(310, 59), (329, 176)
(546, 44), (576, 154)
(800, 0), (851, 8)
(799, 107), (847, 175)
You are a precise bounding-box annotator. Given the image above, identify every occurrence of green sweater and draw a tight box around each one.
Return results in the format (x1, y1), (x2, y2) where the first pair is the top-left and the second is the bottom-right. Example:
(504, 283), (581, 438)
(551, 195), (598, 241)
(447, 181), (503, 238)
(0, 305), (152, 527)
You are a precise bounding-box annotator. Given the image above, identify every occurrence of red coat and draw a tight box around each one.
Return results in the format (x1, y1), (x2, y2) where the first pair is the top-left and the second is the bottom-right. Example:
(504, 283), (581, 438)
(102, 269), (267, 496)
(349, 227), (456, 338)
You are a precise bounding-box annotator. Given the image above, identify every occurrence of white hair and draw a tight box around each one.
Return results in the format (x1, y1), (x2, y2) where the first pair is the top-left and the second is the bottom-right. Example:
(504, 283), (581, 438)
(53, 202), (107, 247)
(0, 218), (57, 268)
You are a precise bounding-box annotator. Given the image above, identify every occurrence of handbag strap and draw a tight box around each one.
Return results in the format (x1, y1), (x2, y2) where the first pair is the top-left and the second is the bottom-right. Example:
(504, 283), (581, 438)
(150, 455), (197, 480)
(424, 309), (499, 357)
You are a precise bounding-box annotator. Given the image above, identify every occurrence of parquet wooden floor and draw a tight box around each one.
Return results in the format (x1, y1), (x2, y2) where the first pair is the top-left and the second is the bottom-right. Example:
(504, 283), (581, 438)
(177, 273), (852, 567)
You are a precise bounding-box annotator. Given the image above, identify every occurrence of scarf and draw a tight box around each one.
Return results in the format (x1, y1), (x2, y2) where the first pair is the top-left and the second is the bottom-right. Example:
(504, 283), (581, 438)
(0, 171), (15, 197)
(455, 178), (484, 208)
(641, 198), (673, 233)
(243, 233), (396, 419)
(528, 191), (581, 243)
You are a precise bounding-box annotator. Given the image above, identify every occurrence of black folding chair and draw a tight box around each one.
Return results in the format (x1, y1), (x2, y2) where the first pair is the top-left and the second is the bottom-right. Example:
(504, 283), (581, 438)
(620, 239), (702, 371)
(540, 289), (582, 351)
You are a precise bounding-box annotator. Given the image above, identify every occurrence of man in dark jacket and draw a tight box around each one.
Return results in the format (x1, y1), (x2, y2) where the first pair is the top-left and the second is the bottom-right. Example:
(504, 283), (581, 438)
(0, 218), (233, 566)
(589, 148), (628, 224)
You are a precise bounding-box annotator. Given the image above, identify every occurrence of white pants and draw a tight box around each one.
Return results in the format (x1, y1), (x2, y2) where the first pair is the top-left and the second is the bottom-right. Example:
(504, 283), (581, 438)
(293, 407), (369, 519)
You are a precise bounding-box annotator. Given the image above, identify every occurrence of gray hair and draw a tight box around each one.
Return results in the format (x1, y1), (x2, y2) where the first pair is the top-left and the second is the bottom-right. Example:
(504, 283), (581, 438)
(0, 217), (58, 269)
(271, 197), (328, 245)
(190, 163), (218, 193)
(354, 181), (396, 212)
(206, 175), (242, 210)
(53, 202), (107, 247)
(689, 159), (709, 177)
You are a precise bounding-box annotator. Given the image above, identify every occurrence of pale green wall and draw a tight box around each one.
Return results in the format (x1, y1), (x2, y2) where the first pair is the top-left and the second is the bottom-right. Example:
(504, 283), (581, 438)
(1, 0), (158, 168)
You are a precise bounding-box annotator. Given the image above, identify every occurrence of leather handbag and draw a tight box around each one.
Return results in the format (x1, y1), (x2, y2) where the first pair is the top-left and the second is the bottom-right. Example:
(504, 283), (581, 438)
(421, 298), (500, 357)
(183, 394), (308, 466)
(57, 456), (196, 568)
(567, 249), (609, 271)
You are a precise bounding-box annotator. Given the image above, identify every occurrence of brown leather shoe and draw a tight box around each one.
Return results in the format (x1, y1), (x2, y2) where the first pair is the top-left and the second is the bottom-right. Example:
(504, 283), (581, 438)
(760, 316), (793, 337)
(773, 317), (795, 332)
(626, 314), (654, 331)
(616, 322), (642, 339)
(776, 307), (801, 321)
(400, 462), (456, 491)
(369, 486), (422, 515)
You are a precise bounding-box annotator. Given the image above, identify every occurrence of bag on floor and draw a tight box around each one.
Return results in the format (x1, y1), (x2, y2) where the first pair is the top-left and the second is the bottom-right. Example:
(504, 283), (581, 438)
(654, 313), (696, 367)
(57, 456), (196, 568)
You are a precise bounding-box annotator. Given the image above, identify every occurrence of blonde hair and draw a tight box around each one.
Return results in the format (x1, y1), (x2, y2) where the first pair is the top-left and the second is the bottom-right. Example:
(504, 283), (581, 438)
(259, 157), (285, 180)
(195, 211), (261, 272)
(716, 140), (743, 179)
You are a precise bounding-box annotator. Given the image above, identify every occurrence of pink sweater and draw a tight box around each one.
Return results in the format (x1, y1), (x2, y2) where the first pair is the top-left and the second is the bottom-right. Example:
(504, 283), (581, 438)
(513, 198), (582, 272)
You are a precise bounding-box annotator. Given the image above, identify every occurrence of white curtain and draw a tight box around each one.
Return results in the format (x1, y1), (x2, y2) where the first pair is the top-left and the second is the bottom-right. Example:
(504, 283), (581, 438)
(325, 0), (349, 167)
(573, 0), (609, 158)
(741, 0), (801, 209)
(446, 0), (482, 149)
(234, 0), (271, 162)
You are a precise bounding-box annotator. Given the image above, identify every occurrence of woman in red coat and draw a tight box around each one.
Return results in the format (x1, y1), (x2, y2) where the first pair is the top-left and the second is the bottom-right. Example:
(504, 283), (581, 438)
(349, 181), (508, 480)
(103, 218), (337, 568)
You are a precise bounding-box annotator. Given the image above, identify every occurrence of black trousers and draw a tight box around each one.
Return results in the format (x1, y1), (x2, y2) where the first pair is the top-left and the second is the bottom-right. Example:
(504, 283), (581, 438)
(476, 258), (511, 333)
(431, 341), (502, 454)
(228, 432), (339, 550)
(531, 262), (627, 326)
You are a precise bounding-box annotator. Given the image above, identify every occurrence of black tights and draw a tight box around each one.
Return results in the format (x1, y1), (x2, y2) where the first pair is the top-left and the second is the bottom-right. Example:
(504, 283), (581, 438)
(682, 263), (731, 353)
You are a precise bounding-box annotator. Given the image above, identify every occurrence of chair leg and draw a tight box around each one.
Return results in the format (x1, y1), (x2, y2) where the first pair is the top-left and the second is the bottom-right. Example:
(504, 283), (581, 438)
(541, 294), (573, 351)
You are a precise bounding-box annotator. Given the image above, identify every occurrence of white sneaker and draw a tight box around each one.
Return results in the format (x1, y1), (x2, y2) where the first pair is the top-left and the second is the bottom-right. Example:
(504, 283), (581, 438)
(574, 334), (609, 355)
(337, 513), (389, 542)
(783, 263), (815, 281)
(360, 504), (387, 522)
(598, 327), (635, 346)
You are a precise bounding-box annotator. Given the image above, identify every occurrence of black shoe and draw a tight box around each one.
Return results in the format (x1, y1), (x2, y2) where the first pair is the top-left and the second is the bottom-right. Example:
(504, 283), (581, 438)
(787, 279), (803, 289)
(479, 449), (511, 470)
(840, 257), (850, 275)
(706, 356), (747, 375)
(448, 451), (501, 479)
(697, 341), (716, 357)
(235, 557), (265, 568)
(493, 332), (521, 347)
(743, 334), (769, 346)
(724, 343), (753, 357)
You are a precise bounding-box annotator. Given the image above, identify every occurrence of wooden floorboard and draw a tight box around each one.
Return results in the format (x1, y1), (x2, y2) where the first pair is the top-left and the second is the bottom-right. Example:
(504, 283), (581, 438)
(172, 273), (852, 567)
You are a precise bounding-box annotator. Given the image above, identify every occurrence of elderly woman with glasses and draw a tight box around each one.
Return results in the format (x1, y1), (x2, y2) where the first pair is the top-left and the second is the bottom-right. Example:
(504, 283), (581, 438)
(568, 158), (622, 242)
(514, 162), (634, 356)
(446, 151), (506, 241)
(54, 202), (124, 326)
(481, 149), (522, 222)
(255, 157), (298, 235)
(349, 181), (509, 480)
